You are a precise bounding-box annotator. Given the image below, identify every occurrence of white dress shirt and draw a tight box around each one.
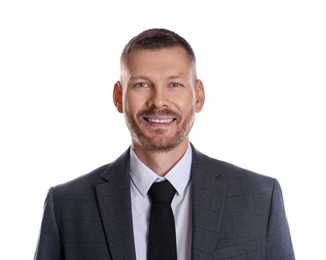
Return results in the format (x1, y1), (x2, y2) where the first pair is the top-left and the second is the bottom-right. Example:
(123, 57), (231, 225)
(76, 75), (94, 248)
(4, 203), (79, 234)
(130, 144), (192, 260)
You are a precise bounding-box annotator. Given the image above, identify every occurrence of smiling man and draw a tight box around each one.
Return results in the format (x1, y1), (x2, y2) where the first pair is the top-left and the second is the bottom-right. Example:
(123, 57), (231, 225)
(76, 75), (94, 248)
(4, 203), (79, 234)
(35, 29), (295, 260)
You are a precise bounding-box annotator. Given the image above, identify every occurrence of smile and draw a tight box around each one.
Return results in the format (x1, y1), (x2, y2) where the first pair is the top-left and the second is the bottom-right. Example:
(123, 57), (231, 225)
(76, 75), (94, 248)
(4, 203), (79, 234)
(144, 117), (176, 124)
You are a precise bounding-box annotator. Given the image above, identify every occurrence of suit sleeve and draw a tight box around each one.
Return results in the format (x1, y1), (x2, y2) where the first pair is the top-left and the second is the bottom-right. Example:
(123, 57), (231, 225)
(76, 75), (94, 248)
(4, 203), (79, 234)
(266, 179), (295, 259)
(34, 188), (62, 260)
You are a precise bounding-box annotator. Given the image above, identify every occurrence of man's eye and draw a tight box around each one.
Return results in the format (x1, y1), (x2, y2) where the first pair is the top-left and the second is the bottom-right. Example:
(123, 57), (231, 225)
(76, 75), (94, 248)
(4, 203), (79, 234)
(134, 82), (148, 88)
(170, 82), (182, 88)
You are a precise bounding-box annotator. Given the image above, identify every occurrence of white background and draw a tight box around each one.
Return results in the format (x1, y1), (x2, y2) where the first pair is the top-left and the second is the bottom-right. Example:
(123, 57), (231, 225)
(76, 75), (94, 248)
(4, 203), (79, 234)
(1, 1), (325, 259)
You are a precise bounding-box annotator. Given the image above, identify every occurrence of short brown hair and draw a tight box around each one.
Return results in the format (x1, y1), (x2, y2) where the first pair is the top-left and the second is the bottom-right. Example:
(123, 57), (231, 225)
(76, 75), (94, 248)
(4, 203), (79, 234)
(120, 28), (196, 65)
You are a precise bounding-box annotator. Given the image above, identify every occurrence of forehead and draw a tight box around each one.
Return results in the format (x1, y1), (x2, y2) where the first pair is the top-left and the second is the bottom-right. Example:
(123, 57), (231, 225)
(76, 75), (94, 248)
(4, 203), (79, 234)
(121, 47), (194, 75)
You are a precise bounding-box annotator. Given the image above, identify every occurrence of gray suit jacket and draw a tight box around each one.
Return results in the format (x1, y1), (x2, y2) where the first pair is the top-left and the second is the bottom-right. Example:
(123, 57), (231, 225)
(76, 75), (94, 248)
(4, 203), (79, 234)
(34, 145), (295, 259)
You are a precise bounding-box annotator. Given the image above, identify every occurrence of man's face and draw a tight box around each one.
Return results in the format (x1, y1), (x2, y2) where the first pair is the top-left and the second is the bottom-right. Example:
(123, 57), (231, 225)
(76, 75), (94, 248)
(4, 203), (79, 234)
(114, 47), (205, 152)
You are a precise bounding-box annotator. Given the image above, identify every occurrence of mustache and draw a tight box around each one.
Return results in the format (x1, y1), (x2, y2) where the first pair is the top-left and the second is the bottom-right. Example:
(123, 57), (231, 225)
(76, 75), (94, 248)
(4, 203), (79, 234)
(138, 108), (181, 119)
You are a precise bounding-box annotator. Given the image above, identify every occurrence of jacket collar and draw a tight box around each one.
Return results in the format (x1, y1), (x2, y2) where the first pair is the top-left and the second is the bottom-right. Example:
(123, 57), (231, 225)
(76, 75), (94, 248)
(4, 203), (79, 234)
(191, 144), (226, 258)
(96, 148), (137, 260)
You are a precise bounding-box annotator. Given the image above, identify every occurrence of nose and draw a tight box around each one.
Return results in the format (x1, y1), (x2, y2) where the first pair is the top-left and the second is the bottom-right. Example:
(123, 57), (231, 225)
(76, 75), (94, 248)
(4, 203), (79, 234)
(146, 86), (169, 108)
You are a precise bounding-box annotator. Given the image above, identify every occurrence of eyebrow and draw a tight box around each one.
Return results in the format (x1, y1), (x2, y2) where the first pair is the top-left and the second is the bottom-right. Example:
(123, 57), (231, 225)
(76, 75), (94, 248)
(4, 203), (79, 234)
(167, 74), (187, 80)
(128, 73), (187, 82)
(128, 75), (149, 81)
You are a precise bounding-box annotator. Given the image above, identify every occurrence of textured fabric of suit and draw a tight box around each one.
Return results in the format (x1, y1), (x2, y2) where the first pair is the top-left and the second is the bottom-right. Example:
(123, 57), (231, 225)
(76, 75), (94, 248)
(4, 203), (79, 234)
(34, 145), (295, 259)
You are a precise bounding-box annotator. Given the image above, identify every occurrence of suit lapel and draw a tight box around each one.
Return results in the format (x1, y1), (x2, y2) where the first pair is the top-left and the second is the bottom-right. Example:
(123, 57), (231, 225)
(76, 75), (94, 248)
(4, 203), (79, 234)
(191, 146), (226, 259)
(96, 149), (136, 260)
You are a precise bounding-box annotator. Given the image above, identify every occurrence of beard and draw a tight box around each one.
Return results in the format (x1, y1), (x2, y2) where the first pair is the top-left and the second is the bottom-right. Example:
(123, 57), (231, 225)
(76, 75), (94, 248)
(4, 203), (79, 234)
(125, 107), (195, 152)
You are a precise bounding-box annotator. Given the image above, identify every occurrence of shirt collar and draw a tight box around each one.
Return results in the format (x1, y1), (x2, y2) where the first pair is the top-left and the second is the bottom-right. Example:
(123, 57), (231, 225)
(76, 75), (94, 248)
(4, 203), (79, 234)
(130, 144), (192, 197)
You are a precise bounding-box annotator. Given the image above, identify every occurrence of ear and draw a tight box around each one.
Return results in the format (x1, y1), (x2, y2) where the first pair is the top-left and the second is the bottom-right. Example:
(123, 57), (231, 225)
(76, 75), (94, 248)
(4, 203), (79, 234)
(113, 81), (123, 113)
(195, 79), (205, 112)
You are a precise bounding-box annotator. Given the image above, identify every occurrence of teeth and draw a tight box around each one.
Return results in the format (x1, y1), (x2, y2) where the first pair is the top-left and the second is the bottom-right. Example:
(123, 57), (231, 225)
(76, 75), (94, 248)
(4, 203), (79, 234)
(148, 118), (174, 123)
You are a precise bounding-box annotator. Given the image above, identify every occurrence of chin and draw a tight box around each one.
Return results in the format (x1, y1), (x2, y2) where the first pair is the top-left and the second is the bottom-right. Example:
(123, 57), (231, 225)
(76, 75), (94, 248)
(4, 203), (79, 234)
(136, 133), (187, 153)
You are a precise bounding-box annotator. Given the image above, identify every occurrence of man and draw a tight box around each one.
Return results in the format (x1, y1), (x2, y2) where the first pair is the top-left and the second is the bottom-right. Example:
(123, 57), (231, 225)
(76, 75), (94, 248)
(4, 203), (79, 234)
(34, 28), (295, 259)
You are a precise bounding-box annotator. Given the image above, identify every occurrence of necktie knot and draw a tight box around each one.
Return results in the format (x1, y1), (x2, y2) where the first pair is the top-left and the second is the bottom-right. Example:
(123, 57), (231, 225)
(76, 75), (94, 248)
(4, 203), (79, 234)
(148, 181), (176, 204)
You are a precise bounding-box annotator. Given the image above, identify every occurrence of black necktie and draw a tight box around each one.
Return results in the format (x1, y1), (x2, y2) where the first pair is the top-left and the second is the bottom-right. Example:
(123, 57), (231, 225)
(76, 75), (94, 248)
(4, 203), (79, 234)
(148, 181), (177, 260)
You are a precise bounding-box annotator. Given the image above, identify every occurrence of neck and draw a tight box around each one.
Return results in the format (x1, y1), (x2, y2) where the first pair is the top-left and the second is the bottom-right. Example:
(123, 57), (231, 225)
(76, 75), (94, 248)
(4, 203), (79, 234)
(132, 141), (189, 177)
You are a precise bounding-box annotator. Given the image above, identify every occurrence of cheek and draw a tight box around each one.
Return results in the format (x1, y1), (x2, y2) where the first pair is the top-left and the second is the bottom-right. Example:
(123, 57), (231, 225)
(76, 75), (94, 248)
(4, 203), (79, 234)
(172, 101), (194, 118)
(177, 92), (196, 109)
(124, 94), (142, 115)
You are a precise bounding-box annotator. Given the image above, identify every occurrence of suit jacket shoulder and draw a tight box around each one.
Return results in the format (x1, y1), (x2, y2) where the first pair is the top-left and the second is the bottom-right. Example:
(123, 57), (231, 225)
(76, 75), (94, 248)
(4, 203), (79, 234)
(191, 145), (275, 192)
(35, 148), (135, 260)
(190, 145), (295, 259)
